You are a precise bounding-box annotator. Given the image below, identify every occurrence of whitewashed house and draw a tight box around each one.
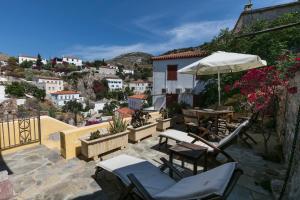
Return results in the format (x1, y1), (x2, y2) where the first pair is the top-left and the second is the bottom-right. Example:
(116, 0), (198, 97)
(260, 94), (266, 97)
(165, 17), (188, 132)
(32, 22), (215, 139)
(18, 55), (47, 65)
(33, 77), (64, 94)
(50, 91), (82, 106)
(62, 56), (82, 66)
(123, 68), (134, 75)
(129, 80), (152, 94)
(152, 51), (208, 110)
(105, 77), (123, 90)
(128, 94), (147, 110)
(98, 66), (117, 76)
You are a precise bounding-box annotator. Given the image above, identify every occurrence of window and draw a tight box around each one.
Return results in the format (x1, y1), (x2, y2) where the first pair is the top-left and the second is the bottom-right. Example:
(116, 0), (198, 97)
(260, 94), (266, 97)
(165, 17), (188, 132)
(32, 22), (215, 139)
(167, 65), (177, 80)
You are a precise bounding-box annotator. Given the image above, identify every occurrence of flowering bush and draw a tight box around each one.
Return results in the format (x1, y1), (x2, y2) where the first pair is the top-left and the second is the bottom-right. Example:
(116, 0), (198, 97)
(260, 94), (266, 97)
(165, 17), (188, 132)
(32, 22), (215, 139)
(231, 55), (299, 113)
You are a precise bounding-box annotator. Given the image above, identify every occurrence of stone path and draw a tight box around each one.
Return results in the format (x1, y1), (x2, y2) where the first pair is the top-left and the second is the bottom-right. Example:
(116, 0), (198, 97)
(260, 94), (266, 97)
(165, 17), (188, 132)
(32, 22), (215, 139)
(0, 133), (283, 199)
(0, 146), (103, 200)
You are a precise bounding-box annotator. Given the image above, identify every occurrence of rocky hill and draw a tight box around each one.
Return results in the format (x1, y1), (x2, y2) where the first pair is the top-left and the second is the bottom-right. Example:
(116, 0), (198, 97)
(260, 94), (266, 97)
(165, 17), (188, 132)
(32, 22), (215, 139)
(107, 52), (153, 69)
(0, 53), (10, 61)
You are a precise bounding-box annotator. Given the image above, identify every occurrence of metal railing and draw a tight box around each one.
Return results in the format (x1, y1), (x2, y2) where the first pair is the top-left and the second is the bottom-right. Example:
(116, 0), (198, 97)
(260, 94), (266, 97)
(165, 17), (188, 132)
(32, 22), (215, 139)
(0, 111), (41, 151)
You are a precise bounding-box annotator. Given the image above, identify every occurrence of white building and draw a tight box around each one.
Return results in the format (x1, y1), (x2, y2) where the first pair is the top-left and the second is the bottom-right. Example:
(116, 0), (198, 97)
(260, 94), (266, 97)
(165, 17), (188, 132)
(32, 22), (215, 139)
(50, 91), (82, 106)
(105, 77), (123, 90)
(129, 80), (152, 94)
(128, 94), (148, 110)
(123, 69), (134, 75)
(62, 56), (82, 66)
(33, 77), (64, 94)
(98, 66), (117, 76)
(152, 51), (208, 110)
(18, 55), (47, 65)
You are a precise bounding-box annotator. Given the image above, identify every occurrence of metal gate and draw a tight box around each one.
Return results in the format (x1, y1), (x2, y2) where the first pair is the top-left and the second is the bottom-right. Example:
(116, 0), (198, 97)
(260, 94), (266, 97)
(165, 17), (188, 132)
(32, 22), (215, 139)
(0, 111), (41, 151)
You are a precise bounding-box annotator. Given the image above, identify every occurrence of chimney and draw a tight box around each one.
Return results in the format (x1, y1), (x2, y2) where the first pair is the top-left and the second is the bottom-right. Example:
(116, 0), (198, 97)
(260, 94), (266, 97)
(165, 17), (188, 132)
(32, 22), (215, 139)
(244, 0), (253, 11)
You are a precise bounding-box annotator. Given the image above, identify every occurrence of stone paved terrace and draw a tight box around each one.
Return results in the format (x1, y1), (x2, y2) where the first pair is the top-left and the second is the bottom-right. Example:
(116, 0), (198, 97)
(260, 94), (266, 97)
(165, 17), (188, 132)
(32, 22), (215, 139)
(0, 132), (284, 200)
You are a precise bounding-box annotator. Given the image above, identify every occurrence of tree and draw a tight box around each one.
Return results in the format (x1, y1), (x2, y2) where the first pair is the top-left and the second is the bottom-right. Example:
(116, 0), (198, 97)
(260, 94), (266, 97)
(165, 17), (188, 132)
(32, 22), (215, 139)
(103, 101), (118, 116)
(198, 12), (300, 107)
(62, 100), (83, 126)
(5, 82), (25, 97)
(124, 87), (134, 100)
(7, 57), (18, 68)
(20, 60), (33, 68)
(144, 89), (152, 107)
(32, 88), (46, 101)
(93, 79), (108, 100)
(36, 53), (43, 70)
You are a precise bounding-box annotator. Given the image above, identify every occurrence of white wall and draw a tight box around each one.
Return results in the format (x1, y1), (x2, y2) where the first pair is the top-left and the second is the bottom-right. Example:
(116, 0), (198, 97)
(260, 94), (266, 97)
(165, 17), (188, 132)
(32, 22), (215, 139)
(19, 56), (37, 64)
(35, 78), (64, 94)
(0, 85), (7, 103)
(51, 93), (81, 106)
(129, 82), (152, 94)
(98, 67), (116, 76)
(128, 98), (145, 110)
(106, 79), (123, 90)
(152, 57), (202, 109)
(62, 57), (83, 66)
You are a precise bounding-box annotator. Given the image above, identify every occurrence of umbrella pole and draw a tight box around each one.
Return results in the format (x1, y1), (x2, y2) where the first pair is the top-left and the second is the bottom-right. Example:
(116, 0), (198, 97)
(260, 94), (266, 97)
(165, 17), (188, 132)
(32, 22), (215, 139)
(218, 71), (221, 106)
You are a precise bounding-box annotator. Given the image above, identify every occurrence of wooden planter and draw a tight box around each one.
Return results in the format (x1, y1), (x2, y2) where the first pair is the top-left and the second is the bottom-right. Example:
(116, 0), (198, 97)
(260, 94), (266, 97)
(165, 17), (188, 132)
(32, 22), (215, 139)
(80, 130), (129, 160)
(127, 122), (158, 143)
(156, 118), (171, 131)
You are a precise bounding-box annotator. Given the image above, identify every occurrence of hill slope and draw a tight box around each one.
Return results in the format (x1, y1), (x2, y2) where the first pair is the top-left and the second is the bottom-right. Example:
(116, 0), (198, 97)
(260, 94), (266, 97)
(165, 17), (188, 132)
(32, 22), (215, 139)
(0, 53), (10, 61)
(107, 52), (153, 69)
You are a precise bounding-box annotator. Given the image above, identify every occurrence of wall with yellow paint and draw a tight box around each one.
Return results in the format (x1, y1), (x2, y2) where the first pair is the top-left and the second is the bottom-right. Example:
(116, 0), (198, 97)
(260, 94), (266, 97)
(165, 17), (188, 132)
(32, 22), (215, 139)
(1, 116), (75, 154)
(60, 112), (160, 159)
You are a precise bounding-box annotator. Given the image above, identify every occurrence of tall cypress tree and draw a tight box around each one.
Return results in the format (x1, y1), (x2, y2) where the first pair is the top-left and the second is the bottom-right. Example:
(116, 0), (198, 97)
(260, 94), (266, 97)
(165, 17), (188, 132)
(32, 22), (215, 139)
(36, 53), (43, 70)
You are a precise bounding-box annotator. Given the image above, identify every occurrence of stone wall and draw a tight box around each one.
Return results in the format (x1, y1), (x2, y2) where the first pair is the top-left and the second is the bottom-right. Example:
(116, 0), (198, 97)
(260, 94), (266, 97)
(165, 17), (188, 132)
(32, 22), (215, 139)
(280, 71), (300, 199)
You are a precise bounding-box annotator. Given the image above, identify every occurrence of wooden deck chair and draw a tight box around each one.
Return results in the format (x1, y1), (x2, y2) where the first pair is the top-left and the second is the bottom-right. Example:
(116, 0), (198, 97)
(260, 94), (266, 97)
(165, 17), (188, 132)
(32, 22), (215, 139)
(96, 154), (243, 200)
(158, 120), (249, 164)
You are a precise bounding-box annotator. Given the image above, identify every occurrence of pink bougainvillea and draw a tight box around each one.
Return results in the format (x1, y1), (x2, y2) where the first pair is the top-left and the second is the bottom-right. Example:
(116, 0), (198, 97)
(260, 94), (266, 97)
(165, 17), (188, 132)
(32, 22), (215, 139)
(224, 84), (231, 93)
(233, 65), (293, 112)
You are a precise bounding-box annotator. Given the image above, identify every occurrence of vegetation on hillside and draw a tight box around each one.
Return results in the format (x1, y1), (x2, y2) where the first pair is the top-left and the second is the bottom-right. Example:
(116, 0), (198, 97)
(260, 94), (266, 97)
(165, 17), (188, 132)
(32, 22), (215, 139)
(5, 82), (46, 101)
(198, 12), (300, 107)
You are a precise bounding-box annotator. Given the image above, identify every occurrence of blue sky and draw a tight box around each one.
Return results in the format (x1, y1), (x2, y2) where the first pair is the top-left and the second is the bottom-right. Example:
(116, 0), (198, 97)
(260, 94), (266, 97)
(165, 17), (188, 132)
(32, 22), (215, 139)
(0, 0), (294, 60)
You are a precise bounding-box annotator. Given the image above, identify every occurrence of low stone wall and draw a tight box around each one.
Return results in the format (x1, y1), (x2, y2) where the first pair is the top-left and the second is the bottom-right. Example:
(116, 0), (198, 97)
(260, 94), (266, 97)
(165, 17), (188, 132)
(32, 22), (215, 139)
(279, 71), (300, 199)
(1, 116), (76, 154)
(60, 112), (160, 159)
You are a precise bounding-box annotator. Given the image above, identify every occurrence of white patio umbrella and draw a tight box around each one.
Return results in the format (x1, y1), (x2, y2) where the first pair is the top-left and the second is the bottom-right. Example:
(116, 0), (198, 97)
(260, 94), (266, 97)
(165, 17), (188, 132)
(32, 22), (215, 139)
(178, 51), (267, 106)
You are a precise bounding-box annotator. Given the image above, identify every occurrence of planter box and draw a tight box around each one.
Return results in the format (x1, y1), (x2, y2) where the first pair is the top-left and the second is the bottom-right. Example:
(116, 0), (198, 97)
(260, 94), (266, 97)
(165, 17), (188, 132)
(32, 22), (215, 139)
(156, 118), (171, 131)
(80, 130), (129, 160)
(127, 122), (158, 143)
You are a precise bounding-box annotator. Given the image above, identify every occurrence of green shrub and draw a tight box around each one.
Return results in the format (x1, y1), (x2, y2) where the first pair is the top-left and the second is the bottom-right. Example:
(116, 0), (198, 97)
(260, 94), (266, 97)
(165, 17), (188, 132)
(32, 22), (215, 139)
(109, 117), (128, 134)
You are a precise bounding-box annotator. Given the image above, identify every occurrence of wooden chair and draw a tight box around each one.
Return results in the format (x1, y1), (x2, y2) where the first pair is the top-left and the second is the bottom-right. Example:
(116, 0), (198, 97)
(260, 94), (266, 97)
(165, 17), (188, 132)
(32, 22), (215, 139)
(96, 154), (243, 200)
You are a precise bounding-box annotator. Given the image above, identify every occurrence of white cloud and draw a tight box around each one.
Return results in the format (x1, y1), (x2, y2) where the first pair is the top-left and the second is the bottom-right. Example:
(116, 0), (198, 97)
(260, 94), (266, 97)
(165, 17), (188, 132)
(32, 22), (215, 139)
(63, 19), (235, 60)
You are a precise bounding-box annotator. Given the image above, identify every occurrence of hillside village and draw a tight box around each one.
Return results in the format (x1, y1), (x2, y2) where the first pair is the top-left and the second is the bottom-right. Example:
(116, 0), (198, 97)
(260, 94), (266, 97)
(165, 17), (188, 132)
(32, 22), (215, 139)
(0, 51), (154, 125)
(0, 1), (300, 199)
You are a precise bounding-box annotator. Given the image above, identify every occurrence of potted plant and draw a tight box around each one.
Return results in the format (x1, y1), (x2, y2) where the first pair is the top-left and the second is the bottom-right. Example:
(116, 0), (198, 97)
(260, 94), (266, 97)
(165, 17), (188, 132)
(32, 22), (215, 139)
(156, 108), (172, 131)
(80, 117), (129, 160)
(127, 110), (158, 143)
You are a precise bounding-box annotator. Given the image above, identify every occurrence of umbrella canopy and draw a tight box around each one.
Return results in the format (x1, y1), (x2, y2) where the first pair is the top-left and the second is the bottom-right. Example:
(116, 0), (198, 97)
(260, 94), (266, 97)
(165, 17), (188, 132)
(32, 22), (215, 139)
(178, 51), (267, 75)
(178, 51), (267, 105)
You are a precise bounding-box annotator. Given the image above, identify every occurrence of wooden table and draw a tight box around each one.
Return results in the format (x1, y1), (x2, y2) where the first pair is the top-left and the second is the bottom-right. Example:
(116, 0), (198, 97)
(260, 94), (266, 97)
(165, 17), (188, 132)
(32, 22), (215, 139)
(169, 142), (207, 176)
(194, 109), (234, 134)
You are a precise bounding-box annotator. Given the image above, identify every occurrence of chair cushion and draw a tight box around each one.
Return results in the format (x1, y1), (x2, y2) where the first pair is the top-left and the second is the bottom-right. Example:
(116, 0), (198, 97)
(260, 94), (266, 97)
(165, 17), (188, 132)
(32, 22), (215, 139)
(98, 154), (176, 196)
(160, 129), (215, 152)
(159, 129), (195, 143)
(153, 162), (237, 200)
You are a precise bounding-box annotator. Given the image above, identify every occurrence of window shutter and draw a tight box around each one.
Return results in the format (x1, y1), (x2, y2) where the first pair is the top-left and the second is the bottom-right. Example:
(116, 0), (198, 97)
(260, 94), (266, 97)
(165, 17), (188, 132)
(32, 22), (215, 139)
(167, 65), (178, 80)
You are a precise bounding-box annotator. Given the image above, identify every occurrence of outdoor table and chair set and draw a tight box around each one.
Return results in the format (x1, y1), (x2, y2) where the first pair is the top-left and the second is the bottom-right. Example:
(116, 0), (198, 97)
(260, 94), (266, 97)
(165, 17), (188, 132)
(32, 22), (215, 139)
(95, 107), (256, 200)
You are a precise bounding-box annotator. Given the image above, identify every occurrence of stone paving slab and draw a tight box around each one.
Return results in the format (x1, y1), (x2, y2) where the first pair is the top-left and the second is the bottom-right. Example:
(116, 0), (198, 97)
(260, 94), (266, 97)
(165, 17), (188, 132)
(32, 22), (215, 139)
(0, 133), (282, 199)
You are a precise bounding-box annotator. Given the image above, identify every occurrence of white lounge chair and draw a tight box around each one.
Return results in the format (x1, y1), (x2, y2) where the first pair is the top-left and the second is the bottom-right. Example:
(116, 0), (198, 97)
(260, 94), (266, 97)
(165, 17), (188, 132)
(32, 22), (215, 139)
(158, 120), (249, 162)
(96, 154), (243, 200)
